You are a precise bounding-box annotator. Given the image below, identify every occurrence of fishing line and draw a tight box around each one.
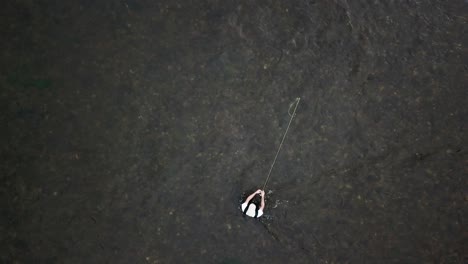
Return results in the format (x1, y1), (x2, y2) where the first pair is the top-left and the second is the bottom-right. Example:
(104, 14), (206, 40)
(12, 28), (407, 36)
(262, 97), (301, 190)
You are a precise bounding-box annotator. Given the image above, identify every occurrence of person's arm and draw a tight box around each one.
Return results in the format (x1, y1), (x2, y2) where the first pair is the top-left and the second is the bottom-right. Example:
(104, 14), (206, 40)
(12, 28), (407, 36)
(259, 190), (265, 211)
(244, 189), (261, 204)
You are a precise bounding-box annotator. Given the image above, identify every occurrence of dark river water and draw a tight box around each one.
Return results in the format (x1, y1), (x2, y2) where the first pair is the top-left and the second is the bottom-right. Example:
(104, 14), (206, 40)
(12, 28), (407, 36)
(2, 0), (467, 263)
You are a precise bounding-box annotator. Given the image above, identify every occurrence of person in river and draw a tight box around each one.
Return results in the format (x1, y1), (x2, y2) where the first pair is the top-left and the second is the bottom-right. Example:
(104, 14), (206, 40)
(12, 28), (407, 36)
(241, 189), (265, 218)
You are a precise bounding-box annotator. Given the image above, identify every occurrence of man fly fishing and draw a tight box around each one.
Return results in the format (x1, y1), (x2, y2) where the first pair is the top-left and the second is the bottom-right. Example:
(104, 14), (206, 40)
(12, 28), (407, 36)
(241, 189), (265, 218)
(239, 97), (301, 219)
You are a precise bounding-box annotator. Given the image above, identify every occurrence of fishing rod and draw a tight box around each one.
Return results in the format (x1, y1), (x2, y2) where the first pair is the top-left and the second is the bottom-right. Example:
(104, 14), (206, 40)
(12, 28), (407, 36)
(262, 97), (301, 190)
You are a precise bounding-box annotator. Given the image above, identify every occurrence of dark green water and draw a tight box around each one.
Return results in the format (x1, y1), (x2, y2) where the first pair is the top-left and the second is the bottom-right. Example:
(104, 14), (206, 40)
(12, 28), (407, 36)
(1, 0), (466, 263)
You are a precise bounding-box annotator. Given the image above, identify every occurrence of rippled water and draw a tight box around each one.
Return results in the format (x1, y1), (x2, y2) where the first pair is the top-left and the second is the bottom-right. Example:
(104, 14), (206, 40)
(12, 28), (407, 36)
(2, 0), (466, 263)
